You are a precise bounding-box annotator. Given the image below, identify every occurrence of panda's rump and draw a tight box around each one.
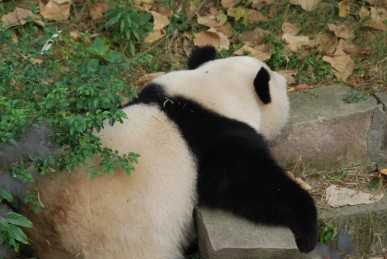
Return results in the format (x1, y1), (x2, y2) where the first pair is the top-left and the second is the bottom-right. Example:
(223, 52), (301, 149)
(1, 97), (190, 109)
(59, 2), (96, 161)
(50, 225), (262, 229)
(27, 104), (197, 259)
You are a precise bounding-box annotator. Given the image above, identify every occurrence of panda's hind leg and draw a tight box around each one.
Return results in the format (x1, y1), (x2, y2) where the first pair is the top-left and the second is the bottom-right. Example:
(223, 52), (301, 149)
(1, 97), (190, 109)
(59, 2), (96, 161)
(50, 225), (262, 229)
(197, 131), (318, 253)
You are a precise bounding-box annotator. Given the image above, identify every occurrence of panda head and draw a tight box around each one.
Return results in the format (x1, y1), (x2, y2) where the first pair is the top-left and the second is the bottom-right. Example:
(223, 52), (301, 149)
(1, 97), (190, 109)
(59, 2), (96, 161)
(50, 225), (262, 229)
(153, 46), (290, 139)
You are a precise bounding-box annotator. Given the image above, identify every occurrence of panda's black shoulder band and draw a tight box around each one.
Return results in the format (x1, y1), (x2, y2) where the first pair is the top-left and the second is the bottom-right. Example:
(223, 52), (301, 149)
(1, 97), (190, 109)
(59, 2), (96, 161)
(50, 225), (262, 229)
(188, 46), (217, 70)
(124, 83), (166, 107)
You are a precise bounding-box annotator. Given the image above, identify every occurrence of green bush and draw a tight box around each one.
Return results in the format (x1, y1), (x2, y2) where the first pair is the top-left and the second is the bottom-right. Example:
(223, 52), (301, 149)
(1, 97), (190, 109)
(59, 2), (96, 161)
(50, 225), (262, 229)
(0, 20), (139, 251)
(103, 0), (153, 55)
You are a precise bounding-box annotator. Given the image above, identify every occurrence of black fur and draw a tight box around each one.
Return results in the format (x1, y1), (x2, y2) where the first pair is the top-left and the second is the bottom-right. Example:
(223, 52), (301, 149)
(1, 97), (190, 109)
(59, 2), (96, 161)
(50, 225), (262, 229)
(135, 83), (318, 253)
(254, 67), (271, 104)
(188, 46), (217, 70)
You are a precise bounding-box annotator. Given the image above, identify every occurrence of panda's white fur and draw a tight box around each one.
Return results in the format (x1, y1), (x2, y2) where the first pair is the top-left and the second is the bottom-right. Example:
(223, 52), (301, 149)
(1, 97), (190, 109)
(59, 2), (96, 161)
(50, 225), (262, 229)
(21, 47), (317, 258)
(24, 105), (197, 258)
(154, 56), (289, 139)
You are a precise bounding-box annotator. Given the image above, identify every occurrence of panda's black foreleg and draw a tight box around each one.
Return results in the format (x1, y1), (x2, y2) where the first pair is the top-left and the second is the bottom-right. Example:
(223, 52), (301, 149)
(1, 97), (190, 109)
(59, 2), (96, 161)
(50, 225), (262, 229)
(197, 132), (318, 253)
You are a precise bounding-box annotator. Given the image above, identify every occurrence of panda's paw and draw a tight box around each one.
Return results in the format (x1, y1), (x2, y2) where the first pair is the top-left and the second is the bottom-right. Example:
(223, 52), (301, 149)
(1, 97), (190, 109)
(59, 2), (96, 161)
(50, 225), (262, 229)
(293, 225), (318, 253)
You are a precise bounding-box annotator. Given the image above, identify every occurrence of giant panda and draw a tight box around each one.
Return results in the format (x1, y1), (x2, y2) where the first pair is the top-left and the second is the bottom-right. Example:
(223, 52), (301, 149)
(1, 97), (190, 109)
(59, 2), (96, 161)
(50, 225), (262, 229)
(21, 46), (317, 258)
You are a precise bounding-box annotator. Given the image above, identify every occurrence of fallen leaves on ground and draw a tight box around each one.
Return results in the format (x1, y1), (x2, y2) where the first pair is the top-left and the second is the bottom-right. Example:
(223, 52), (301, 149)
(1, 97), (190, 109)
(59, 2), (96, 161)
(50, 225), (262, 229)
(323, 55), (354, 81)
(327, 24), (355, 39)
(2, 0), (385, 87)
(144, 11), (170, 43)
(338, 0), (350, 17)
(89, 3), (110, 20)
(40, 0), (72, 20)
(193, 27), (229, 50)
(233, 44), (272, 61)
(1, 7), (44, 27)
(290, 0), (319, 11)
(282, 33), (315, 52)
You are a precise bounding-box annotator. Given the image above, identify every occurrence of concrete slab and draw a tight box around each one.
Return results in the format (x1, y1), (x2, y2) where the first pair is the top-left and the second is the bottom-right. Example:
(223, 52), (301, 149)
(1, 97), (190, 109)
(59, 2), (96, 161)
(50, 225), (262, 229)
(196, 208), (298, 259)
(197, 198), (387, 259)
(269, 85), (385, 169)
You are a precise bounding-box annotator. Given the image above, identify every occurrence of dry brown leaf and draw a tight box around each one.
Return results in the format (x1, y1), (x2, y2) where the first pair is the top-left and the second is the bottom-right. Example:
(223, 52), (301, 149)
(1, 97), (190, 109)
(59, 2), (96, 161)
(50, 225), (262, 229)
(338, 0), (350, 17)
(281, 22), (299, 34)
(315, 32), (338, 55)
(238, 28), (270, 45)
(144, 30), (165, 43)
(247, 9), (267, 23)
(362, 7), (387, 31)
(70, 30), (81, 41)
(332, 39), (347, 56)
(278, 70), (297, 85)
(322, 55), (354, 81)
(363, 19), (387, 32)
(290, 0), (319, 11)
(136, 72), (165, 86)
(197, 15), (218, 27)
(286, 171), (312, 190)
(233, 44), (272, 61)
(221, 0), (242, 8)
(294, 84), (314, 90)
(208, 27), (229, 50)
(380, 169), (387, 176)
(134, 0), (153, 11)
(90, 3), (110, 20)
(40, 0), (71, 20)
(1, 7), (44, 27)
(197, 15), (227, 27)
(227, 7), (267, 23)
(327, 24), (355, 39)
(252, 0), (275, 7)
(282, 33), (315, 52)
(54, 0), (71, 4)
(358, 7), (370, 19)
(193, 30), (221, 49)
(216, 22), (232, 38)
(151, 11), (169, 31)
(338, 39), (369, 55)
(370, 6), (387, 21)
(209, 6), (224, 16)
(268, 5), (276, 18)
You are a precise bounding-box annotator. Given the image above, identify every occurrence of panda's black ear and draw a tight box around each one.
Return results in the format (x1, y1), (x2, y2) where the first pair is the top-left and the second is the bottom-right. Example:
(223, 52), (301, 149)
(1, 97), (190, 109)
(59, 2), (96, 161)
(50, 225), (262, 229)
(188, 46), (217, 70)
(254, 67), (271, 104)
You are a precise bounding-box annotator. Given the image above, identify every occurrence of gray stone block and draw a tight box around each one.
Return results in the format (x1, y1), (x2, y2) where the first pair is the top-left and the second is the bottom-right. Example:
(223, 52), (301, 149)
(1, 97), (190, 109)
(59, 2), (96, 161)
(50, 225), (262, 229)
(197, 198), (387, 259)
(270, 84), (385, 169)
(196, 208), (298, 259)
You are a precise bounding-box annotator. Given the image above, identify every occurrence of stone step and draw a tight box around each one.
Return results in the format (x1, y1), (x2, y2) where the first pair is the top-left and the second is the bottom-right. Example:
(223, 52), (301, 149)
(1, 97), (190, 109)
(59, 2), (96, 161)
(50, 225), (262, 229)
(270, 84), (387, 169)
(197, 85), (387, 258)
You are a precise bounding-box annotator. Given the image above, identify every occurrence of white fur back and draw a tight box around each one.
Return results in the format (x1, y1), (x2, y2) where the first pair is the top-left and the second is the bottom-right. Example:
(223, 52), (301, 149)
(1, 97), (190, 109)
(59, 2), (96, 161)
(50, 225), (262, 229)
(27, 104), (197, 259)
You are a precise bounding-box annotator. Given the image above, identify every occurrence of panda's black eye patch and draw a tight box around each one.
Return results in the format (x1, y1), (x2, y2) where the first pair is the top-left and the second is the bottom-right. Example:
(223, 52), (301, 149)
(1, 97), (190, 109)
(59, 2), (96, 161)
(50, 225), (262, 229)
(254, 67), (271, 104)
(188, 46), (217, 70)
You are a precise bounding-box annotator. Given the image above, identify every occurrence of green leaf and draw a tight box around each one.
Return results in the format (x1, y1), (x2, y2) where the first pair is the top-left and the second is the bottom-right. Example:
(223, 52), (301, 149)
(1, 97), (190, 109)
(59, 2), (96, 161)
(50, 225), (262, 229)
(368, 175), (383, 190)
(4, 212), (33, 228)
(103, 51), (121, 63)
(0, 189), (13, 203)
(8, 224), (30, 245)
